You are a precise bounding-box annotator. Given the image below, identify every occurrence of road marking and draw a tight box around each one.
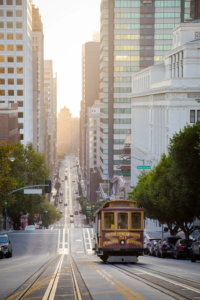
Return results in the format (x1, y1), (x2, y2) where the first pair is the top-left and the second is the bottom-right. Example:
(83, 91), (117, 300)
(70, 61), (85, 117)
(57, 229), (60, 253)
(134, 268), (200, 294)
(42, 254), (64, 300)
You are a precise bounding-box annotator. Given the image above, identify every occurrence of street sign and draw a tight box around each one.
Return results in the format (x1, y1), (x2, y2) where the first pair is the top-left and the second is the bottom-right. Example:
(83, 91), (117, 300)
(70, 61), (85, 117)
(137, 166), (151, 170)
(24, 189), (42, 195)
(5, 202), (7, 205)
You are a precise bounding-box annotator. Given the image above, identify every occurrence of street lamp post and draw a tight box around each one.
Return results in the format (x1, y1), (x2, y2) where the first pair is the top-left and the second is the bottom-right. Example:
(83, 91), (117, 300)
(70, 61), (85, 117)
(4, 157), (15, 230)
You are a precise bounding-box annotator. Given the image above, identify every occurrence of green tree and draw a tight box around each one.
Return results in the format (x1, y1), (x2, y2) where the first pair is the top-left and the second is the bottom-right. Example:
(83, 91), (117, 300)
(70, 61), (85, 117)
(169, 122), (200, 221)
(0, 142), (17, 210)
(7, 142), (50, 228)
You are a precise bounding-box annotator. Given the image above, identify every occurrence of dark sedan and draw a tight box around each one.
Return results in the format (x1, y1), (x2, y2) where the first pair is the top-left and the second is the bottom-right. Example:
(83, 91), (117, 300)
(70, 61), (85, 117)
(173, 239), (193, 259)
(156, 236), (182, 258)
(191, 234), (200, 262)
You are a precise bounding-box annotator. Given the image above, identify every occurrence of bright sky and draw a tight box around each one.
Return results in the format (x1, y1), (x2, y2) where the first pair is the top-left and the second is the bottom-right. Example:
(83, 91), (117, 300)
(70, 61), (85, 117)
(33, 0), (101, 117)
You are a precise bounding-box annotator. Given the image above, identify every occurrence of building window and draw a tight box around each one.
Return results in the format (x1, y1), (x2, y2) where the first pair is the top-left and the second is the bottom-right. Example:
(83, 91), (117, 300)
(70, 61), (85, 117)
(7, 10), (13, 17)
(7, 45), (14, 51)
(18, 123), (23, 129)
(17, 90), (23, 96)
(7, 33), (13, 40)
(7, 56), (14, 62)
(8, 79), (14, 84)
(115, 1), (140, 8)
(94, 160), (96, 165)
(17, 67), (23, 74)
(114, 34), (140, 40)
(0, 79), (5, 84)
(0, 67), (5, 73)
(8, 67), (14, 73)
(0, 2), (3, 6)
(7, 22), (13, 28)
(7, 0), (13, 4)
(114, 66), (139, 72)
(16, 0), (22, 4)
(197, 111), (200, 122)
(154, 35), (173, 40)
(0, 56), (4, 62)
(0, 45), (4, 51)
(16, 33), (23, 40)
(16, 22), (22, 29)
(18, 112), (23, 118)
(114, 87), (131, 93)
(155, 13), (180, 18)
(94, 143), (97, 147)
(20, 134), (23, 140)
(17, 45), (23, 51)
(8, 90), (14, 96)
(16, 10), (22, 17)
(17, 78), (23, 85)
(115, 24), (140, 30)
(190, 110), (195, 123)
(17, 101), (23, 107)
(114, 77), (131, 83)
(94, 149), (96, 153)
(114, 98), (131, 103)
(0, 33), (4, 39)
(0, 22), (4, 28)
(17, 56), (23, 62)
(114, 56), (139, 62)
(115, 13), (140, 19)
(94, 155), (97, 159)
(114, 119), (131, 124)
(94, 137), (96, 141)
(103, 169), (109, 175)
(0, 90), (5, 96)
(155, 1), (181, 7)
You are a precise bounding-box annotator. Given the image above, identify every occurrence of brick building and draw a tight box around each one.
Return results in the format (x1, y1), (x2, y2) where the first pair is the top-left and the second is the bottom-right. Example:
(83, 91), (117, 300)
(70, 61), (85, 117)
(0, 103), (20, 143)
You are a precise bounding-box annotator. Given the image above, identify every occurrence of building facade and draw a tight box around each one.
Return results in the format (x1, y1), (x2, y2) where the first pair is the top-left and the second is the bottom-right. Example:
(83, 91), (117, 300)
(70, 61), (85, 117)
(130, 21), (200, 187)
(44, 60), (54, 178)
(57, 106), (79, 154)
(80, 41), (100, 182)
(53, 73), (57, 171)
(190, 0), (200, 20)
(0, 102), (20, 143)
(85, 100), (101, 199)
(32, 5), (45, 153)
(99, 0), (190, 181)
(0, 0), (33, 144)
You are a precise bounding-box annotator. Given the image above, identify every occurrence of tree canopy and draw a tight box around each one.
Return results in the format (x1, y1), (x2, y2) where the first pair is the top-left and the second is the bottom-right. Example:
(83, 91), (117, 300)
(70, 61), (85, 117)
(129, 122), (200, 238)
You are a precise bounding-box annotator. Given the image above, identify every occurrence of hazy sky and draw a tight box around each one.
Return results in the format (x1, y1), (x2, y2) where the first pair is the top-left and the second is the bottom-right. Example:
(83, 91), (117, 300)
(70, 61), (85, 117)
(33, 0), (101, 117)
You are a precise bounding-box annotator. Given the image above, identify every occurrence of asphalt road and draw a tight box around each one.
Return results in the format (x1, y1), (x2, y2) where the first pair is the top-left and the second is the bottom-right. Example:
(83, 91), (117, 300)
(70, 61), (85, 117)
(1, 156), (200, 300)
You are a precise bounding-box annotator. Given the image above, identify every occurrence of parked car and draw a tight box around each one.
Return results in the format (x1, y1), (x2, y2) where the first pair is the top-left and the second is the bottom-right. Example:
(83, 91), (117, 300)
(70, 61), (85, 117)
(64, 202), (67, 206)
(59, 199), (62, 203)
(149, 239), (161, 256)
(146, 238), (159, 255)
(172, 239), (193, 259)
(60, 210), (63, 214)
(0, 246), (4, 259)
(74, 211), (79, 215)
(0, 234), (12, 258)
(156, 236), (182, 258)
(190, 234), (200, 262)
(60, 191), (63, 196)
(25, 225), (36, 231)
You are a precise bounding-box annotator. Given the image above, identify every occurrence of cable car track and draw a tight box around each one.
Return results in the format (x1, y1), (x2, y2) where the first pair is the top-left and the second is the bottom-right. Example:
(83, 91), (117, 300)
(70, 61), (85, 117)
(86, 253), (200, 300)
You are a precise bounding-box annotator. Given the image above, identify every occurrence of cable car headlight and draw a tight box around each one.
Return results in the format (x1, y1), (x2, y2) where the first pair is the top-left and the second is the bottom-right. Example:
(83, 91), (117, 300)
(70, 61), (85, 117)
(120, 240), (125, 245)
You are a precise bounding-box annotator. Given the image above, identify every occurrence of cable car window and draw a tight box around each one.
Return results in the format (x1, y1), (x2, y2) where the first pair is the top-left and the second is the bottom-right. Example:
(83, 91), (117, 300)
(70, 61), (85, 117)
(104, 212), (114, 229)
(122, 202), (129, 206)
(118, 213), (128, 229)
(114, 202), (121, 205)
(131, 213), (141, 229)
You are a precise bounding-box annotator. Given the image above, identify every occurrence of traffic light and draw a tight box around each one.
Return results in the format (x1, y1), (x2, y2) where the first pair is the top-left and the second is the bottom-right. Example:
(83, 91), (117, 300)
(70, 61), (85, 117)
(45, 180), (52, 193)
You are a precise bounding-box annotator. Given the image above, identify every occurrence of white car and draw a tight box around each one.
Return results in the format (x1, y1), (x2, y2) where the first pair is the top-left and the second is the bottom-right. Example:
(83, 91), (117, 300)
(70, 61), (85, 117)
(60, 210), (63, 214)
(25, 225), (35, 230)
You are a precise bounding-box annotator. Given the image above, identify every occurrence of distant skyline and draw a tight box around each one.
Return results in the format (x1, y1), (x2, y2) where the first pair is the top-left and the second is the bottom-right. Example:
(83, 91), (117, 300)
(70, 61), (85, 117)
(33, 0), (100, 117)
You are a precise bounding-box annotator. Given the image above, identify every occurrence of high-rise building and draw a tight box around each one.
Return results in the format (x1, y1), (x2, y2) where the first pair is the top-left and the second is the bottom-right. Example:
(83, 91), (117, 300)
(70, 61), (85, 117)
(85, 100), (101, 199)
(93, 31), (100, 42)
(190, 0), (200, 20)
(32, 5), (45, 153)
(53, 72), (57, 171)
(44, 60), (54, 179)
(80, 41), (100, 180)
(57, 106), (79, 154)
(0, 103), (20, 143)
(100, 0), (190, 181)
(0, 0), (33, 145)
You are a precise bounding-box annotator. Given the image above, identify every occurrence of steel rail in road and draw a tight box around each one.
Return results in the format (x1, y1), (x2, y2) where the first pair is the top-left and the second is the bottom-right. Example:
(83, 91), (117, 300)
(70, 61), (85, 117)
(13, 254), (58, 300)
(85, 253), (200, 300)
